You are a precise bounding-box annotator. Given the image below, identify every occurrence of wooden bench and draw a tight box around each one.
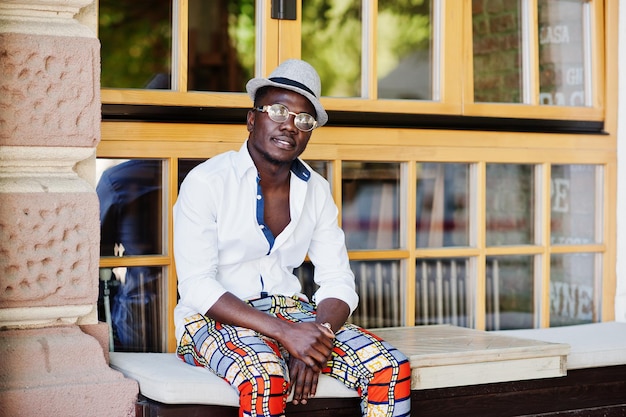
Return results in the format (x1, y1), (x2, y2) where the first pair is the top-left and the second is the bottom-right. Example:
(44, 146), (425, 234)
(109, 323), (626, 416)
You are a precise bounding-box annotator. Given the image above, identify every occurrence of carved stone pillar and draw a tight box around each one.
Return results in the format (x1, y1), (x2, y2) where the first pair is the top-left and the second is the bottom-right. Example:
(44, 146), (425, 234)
(0, 1), (138, 416)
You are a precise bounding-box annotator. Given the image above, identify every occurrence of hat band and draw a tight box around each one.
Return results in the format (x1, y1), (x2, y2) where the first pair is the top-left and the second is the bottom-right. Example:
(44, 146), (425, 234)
(269, 77), (317, 98)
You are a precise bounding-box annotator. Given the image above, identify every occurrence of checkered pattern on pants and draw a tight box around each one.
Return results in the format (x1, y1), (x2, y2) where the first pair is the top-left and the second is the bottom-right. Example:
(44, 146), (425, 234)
(177, 295), (411, 417)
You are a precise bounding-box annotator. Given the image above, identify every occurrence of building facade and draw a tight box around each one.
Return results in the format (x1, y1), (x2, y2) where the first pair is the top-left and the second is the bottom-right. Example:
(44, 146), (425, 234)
(0, 0), (624, 415)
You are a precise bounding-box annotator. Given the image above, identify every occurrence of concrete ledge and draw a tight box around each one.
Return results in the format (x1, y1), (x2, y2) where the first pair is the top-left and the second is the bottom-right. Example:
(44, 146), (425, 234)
(110, 324), (570, 406)
(495, 321), (626, 370)
(372, 325), (568, 389)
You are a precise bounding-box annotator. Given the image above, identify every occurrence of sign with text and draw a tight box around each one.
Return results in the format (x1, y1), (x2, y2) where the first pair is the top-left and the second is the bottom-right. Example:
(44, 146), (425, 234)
(538, 0), (589, 107)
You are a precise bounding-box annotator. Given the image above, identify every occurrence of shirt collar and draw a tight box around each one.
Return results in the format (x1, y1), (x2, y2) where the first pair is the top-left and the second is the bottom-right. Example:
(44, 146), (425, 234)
(290, 158), (311, 182)
(236, 141), (311, 182)
(235, 141), (256, 179)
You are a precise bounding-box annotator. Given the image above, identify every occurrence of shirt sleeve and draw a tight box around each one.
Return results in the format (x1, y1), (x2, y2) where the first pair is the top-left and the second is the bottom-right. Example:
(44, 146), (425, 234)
(307, 179), (359, 314)
(173, 169), (228, 316)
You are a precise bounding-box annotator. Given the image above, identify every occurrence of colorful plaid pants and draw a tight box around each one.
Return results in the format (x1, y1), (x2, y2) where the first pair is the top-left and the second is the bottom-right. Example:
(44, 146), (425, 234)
(177, 295), (411, 417)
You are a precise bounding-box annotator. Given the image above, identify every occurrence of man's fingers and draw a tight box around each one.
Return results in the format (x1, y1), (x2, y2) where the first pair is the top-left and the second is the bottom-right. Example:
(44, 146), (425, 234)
(303, 344), (331, 371)
(289, 358), (321, 406)
(308, 369), (319, 398)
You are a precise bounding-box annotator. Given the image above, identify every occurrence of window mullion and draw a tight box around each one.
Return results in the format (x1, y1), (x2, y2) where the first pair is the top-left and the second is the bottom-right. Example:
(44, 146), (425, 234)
(538, 163), (551, 328)
(167, 157), (178, 351)
(472, 162), (486, 329)
(522, 0), (538, 105)
(404, 161), (416, 326)
(431, 0), (443, 102)
(362, 0), (378, 99)
(582, 0), (594, 107)
(257, 1), (280, 75)
(172, 0), (189, 92)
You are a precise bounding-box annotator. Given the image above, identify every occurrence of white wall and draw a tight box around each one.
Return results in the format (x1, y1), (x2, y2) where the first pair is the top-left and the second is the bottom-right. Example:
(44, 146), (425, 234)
(615, 1), (626, 322)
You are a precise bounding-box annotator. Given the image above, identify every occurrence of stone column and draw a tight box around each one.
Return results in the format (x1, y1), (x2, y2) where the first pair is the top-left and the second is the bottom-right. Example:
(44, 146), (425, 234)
(0, 1), (138, 416)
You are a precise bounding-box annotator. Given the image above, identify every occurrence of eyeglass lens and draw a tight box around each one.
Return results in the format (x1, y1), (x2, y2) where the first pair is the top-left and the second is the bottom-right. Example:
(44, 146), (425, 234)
(261, 104), (317, 132)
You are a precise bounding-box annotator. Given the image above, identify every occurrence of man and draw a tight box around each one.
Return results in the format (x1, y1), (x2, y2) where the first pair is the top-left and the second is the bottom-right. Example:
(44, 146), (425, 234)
(174, 59), (411, 417)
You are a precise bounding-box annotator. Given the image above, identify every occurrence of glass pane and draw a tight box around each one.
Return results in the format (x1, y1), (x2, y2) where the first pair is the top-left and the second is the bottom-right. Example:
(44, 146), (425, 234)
(302, 0), (362, 97)
(550, 253), (598, 326)
(472, 0), (523, 103)
(293, 261), (317, 302)
(97, 159), (167, 352)
(486, 256), (534, 331)
(415, 258), (471, 327)
(342, 162), (401, 250)
(486, 164), (534, 246)
(304, 161), (330, 182)
(98, 266), (167, 352)
(538, 0), (589, 106)
(188, 0), (255, 92)
(551, 165), (600, 245)
(96, 159), (164, 256)
(351, 260), (403, 328)
(295, 260), (403, 328)
(377, 0), (434, 100)
(99, 0), (172, 89)
(416, 163), (470, 248)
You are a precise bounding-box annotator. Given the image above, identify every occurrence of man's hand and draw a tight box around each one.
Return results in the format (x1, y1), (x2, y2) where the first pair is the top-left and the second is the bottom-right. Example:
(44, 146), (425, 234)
(288, 357), (323, 405)
(206, 293), (339, 372)
(205, 294), (347, 402)
(279, 321), (334, 371)
(286, 321), (334, 405)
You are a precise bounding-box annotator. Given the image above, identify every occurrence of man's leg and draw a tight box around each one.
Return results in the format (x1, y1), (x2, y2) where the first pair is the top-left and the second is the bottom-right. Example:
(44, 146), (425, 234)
(177, 314), (289, 417)
(326, 324), (412, 417)
(254, 296), (411, 417)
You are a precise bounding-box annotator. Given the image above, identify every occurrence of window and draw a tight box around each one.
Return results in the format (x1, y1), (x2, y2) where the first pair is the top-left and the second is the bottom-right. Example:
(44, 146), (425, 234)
(98, 0), (616, 353)
(467, 0), (603, 119)
(96, 158), (167, 352)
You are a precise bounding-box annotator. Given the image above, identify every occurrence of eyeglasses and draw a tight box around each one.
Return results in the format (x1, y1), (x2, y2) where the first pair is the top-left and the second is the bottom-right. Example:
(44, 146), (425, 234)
(255, 103), (318, 132)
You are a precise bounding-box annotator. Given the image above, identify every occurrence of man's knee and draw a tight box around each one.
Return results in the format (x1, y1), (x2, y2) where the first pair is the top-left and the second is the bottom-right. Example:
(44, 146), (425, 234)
(238, 374), (288, 417)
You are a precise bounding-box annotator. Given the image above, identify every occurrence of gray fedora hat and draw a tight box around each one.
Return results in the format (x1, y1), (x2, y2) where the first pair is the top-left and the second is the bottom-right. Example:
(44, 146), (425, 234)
(246, 59), (328, 127)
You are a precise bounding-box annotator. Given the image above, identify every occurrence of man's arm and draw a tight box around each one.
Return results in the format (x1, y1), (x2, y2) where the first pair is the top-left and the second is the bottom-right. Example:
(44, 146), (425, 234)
(314, 297), (350, 333)
(206, 292), (335, 371)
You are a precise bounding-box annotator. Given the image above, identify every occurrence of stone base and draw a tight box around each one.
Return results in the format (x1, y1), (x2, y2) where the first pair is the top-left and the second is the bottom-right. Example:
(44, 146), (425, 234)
(0, 325), (138, 417)
(80, 321), (112, 363)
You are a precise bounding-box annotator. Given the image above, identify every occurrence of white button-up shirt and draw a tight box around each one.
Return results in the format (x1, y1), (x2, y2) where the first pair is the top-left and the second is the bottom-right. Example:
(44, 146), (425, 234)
(173, 141), (358, 343)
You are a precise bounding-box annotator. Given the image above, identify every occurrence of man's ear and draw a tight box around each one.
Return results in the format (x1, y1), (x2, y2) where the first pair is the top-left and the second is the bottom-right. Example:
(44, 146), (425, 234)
(246, 110), (255, 132)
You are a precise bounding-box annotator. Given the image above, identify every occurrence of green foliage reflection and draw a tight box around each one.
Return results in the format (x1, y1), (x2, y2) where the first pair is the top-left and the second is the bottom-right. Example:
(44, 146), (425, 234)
(99, 0), (172, 88)
(99, 0), (255, 90)
(302, 0), (431, 98)
(99, 0), (432, 95)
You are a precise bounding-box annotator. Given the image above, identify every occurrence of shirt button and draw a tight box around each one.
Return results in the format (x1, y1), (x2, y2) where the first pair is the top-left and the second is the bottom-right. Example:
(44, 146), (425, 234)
(257, 195), (262, 200)
(260, 225), (265, 229)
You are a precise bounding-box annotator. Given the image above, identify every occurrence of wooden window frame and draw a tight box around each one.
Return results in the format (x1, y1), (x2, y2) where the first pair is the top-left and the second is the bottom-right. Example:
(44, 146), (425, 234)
(97, 0), (617, 353)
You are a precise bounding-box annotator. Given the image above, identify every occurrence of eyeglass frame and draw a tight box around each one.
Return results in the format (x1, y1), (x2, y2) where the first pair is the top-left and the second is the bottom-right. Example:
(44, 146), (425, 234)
(255, 103), (319, 132)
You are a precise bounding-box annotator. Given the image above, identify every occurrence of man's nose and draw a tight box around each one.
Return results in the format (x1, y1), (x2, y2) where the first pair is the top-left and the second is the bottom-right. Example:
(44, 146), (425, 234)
(280, 114), (298, 132)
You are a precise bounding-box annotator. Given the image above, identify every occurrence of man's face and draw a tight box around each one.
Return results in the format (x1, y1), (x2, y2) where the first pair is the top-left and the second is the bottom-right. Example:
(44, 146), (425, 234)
(247, 87), (316, 167)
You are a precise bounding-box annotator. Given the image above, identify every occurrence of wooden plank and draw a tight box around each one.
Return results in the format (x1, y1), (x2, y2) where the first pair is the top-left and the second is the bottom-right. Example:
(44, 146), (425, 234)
(412, 356), (565, 389)
(371, 325), (569, 388)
